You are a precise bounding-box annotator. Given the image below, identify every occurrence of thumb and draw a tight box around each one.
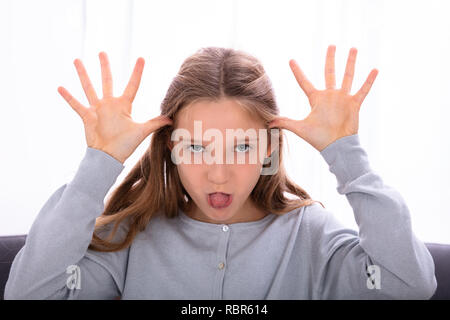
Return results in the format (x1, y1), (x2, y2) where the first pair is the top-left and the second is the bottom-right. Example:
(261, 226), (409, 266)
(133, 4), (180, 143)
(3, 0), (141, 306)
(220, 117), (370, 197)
(141, 115), (173, 138)
(268, 117), (308, 139)
(268, 116), (297, 132)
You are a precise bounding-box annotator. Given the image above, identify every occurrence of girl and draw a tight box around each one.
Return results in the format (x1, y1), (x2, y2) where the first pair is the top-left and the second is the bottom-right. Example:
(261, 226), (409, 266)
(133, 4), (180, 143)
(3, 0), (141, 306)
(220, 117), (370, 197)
(5, 46), (436, 299)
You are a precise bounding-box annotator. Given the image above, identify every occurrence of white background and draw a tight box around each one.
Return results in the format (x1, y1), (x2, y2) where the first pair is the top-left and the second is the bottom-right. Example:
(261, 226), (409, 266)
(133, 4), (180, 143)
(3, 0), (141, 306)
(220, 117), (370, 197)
(0, 0), (449, 244)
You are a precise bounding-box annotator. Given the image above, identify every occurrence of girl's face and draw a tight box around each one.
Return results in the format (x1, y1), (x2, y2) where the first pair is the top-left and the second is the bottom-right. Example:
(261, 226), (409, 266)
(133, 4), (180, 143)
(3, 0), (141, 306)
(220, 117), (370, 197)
(170, 98), (271, 224)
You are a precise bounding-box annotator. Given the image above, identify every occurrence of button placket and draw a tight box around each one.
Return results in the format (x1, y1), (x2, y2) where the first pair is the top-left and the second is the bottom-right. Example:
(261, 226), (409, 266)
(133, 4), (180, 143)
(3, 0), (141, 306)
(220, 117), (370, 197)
(218, 225), (229, 270)
(212, 224), (231, 299)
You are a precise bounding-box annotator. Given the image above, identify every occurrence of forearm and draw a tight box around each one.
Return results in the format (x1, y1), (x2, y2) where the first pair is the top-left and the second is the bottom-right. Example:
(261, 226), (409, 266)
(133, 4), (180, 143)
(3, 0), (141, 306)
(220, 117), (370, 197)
(319, 134), (437, 298)
(4, 148), (124, 299)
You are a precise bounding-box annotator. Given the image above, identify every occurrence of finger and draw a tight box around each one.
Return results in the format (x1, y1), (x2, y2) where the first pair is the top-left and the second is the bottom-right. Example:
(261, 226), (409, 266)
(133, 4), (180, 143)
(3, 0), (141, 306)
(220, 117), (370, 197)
(268, 116), (307, 139)
(341, 47), (357, 94)
(57, 86), (89, 120)
(73, 59), (99, 106)
(325, 45), (336, 89)
(289, 59), (316, 98)
(122, 57), (145, 102)
(141, 115), (173, 138)
(353, 68), (379, 106)
(99, 52), (113, 98)
(268, 116), (296, 132)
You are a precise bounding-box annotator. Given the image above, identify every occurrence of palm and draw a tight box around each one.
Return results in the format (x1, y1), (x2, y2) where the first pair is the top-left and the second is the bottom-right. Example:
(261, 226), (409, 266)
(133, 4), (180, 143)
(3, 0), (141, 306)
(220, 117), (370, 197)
(83, 97), (140, 154)
(304, 89), (360, 142)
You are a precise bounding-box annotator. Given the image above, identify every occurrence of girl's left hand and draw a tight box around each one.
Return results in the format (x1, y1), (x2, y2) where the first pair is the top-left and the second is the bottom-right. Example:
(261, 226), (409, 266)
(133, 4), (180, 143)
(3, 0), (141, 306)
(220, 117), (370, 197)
(268, 45), (378, 152)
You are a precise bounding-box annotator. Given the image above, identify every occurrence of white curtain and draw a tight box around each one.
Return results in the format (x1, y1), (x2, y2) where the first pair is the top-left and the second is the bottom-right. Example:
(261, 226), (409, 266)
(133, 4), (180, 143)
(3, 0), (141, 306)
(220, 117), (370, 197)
(1, 0), (449, 244)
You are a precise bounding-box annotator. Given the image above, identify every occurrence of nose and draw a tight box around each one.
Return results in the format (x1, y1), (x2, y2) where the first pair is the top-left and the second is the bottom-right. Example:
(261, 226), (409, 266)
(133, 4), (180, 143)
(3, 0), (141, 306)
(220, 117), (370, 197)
(207, 163), (230, 186)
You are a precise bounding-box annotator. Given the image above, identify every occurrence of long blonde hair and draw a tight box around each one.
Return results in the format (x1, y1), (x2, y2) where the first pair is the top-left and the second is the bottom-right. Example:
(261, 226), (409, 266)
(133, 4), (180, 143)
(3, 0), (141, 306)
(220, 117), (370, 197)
(88, 47), (324, 252)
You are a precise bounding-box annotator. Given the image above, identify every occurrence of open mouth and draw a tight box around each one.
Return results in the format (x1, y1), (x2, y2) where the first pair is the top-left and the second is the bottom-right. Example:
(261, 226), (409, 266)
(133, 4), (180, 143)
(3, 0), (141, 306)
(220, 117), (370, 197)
(207, 192), (233, 209)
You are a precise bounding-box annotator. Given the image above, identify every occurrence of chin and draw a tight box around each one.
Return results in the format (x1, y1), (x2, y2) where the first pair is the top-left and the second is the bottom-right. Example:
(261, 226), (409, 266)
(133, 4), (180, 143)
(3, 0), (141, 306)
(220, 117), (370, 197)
(205, 206), (234, 220)
(195, 202), (237, 223)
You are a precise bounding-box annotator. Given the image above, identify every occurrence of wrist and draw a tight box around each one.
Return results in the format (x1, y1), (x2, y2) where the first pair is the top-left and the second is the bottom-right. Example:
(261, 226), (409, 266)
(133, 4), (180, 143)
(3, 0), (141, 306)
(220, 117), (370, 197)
(89, 145), (126, 164)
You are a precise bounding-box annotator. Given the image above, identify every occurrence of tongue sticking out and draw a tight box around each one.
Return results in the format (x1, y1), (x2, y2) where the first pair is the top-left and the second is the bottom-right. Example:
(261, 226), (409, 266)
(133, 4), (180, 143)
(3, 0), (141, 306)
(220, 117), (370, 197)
(209, 193), (230, 208)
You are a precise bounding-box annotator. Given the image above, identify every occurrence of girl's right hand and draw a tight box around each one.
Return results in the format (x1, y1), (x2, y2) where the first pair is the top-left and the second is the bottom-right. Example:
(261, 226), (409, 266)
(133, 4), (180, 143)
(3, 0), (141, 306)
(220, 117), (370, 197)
(58, 52), (173, 164)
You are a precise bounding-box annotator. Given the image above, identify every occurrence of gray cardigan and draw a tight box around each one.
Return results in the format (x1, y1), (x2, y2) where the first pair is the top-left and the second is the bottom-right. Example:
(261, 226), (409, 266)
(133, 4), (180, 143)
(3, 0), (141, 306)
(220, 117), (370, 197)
(4, 134), (437, 299)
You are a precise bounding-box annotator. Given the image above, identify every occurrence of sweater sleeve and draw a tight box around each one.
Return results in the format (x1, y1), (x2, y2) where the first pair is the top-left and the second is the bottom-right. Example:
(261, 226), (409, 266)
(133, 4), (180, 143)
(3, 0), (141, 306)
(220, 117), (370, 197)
(306, 133), (437, 300)
(4, 147), (129, 300)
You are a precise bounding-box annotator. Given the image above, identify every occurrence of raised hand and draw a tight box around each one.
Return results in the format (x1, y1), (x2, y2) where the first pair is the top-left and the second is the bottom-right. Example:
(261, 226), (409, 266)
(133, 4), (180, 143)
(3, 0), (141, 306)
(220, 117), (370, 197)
(268, 45), (378, 152)
(58, 52), (173, 164)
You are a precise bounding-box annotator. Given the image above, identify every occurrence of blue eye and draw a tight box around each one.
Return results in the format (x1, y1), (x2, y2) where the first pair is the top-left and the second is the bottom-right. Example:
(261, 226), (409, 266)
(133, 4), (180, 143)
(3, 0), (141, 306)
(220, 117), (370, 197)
(235, 144), (251, 153)
(188, 144), (204, 153)
(188, 144), (252, 153)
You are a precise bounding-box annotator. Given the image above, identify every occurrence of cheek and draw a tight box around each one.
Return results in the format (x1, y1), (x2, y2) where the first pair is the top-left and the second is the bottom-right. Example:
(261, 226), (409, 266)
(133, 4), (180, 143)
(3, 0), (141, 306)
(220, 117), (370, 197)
(176, 164), (203, 191)
(234, 164), (262, 192)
